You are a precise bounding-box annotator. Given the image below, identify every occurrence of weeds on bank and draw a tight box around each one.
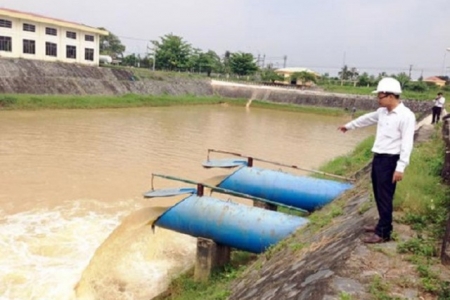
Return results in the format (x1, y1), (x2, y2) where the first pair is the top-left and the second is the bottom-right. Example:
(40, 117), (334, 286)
(319, 135), (375, 177)
(160, 114), (450, 299)
(392, 128), (450, 298)
(157, 251), (256, 300)
(368, 276), (404, 300)
(0, 93), (249, 110)
(338, 291), (353, 300)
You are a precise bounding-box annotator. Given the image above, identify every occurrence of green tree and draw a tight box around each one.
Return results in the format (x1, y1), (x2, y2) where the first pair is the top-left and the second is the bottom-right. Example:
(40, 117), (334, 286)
(261, 68), (284, 83)
(122, 54), (139, 67)
(199, 50), (222, 76)
(357, 72), (374, 87)
(222, 51), (232, 74)
(339, 65), (359, 80)
(393, 72), (411, 89)
(290, 71), (317, 85)
(406, 81), (428, 92)
(228, 52), (258, 76)
(99, 28), (126, 59)
(152, 33), (192, 71)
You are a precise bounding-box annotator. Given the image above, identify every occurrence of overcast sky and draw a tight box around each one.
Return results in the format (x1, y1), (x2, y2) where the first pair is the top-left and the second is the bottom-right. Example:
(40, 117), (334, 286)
(1, 0), (450, 78)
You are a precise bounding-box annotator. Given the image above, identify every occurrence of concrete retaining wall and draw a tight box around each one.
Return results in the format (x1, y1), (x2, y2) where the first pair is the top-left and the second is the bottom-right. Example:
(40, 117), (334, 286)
(212, 82), (431, 114)
(0, 58), (432, 114)
(0, 58), (213, 96)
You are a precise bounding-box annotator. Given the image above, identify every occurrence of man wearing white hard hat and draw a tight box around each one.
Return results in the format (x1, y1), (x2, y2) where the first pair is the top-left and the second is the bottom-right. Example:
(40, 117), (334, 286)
(338, 77), (416, 243)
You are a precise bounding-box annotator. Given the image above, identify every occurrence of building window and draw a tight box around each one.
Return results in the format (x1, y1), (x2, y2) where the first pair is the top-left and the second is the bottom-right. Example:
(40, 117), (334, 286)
(66, 31), (77, 39)
(66, 45), (76, 59)
(46, 42), (57, 57)
(85, 35), (94, 42)
(85, 48), (94, 61)
(0, 36), (12, 52)
(0, 19), (12, 28)
(46, 27), (57, 36)
(23, 39), (36, 54)
(23, 23), (36, 32)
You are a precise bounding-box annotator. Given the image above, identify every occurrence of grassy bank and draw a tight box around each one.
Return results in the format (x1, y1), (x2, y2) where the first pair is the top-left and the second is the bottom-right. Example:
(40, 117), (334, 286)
(0, 94), (239, 110)
(0, 94), (352, 117)
(321, 84), (441, 101)
(159, 125), (450, 299)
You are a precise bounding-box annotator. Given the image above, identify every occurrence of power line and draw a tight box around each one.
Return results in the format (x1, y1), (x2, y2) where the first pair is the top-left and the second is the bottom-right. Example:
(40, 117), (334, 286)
(117, 35), (150, 42)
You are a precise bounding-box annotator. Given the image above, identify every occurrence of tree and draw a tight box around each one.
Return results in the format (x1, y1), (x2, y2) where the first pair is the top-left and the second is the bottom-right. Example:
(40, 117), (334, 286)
(290, 71), (317, 85)
(200, 50), (222, 76)
(228, 52), (258, 76)
(357, 72), (374, 87)
(222, 51), (232, 74)
(338, 65), (359, 80)
(152, 33), (192, 71)
(393, 72), (410, 89)
(121, 54), (139, 67)
(99, 28), (126, 59)
(261, 68), (284, 83)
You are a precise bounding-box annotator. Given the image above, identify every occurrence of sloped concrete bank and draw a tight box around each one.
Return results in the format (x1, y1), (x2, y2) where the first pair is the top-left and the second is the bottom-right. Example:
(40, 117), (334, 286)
(229, 182), (378, 300)
(0, 58), (213, 96)
(0, 59), (432, 114)
(227, 121), (436, 300)
(212, 81), (431, 113)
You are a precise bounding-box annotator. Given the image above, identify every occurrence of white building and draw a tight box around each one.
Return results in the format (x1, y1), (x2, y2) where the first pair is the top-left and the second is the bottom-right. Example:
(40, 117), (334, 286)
(0, 8), (108, 66)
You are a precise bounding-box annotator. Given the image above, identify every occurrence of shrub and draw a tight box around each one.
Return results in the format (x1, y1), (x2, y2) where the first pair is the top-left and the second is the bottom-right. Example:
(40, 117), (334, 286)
(0, 96), (17, 107)
(406, 81), (429, 93)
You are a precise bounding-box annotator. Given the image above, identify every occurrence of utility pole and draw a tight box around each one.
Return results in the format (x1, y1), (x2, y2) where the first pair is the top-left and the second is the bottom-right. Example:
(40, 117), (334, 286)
(408, 64), (413, 79)
(262, 54), (265, 68)
(152, 51), (156, 71)
(341, 52), (346, 86)
(147, 43), (156, 71)
(283, 55), (287, 68)
(257, 54), (261, 68)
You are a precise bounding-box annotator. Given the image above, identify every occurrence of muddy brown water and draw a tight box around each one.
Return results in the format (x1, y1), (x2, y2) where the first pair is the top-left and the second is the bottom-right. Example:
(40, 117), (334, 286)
(0, 105), (373, 299)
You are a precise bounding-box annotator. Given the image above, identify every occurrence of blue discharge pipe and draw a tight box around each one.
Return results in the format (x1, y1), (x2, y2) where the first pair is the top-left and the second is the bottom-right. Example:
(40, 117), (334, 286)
(154, 194), (308, 253)
(217, 166), (353, 212)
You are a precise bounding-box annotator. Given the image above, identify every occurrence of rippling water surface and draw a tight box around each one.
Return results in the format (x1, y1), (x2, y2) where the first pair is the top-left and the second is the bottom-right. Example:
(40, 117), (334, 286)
(0, 105), (374, 299)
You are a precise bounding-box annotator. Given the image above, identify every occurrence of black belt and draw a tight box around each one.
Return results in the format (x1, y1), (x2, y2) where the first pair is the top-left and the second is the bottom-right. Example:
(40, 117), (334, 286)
(374, 153), (399, 157)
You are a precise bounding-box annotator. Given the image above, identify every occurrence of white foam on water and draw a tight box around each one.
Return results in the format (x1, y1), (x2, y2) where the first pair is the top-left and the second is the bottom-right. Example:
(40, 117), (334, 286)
(0, 200), (196, 300)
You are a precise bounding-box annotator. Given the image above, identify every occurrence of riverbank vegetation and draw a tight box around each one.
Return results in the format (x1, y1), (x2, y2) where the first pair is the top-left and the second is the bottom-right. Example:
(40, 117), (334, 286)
(0, 94), (233, 110)
(99, 30), (448, 103)
(0, 94), (353, 117)
(158, 125), (450, 299)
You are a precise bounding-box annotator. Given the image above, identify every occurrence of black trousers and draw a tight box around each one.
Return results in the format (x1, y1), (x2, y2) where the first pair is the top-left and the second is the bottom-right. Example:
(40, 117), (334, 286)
(432, 106), (442, 124)
(371, 154), (399, 239)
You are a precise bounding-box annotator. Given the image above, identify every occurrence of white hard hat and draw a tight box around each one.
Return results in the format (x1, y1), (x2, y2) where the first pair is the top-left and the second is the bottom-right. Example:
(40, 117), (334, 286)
(372, 77), (402, 95)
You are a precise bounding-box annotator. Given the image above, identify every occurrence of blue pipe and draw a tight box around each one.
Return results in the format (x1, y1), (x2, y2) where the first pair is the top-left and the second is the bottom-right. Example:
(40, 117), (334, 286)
(154, 194), (308, 253)
(217, 167), (353, 212)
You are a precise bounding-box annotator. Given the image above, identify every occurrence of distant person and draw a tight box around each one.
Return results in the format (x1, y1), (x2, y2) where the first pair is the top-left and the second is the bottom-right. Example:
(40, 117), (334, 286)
(432, 92), (446, 124)
(337, 77), (416, 244)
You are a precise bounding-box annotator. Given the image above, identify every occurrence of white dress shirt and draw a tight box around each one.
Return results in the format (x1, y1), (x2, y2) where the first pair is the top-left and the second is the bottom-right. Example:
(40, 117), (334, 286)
(344, 102), (416, 172)
(433, 96), (446, 108)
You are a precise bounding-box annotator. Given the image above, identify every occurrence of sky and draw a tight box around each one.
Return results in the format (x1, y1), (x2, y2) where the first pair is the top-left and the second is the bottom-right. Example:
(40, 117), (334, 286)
(1, 0), (450, 79)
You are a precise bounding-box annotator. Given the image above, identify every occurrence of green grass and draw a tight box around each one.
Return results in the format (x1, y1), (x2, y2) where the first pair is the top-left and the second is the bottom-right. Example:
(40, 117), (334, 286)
(0, 94), (244, 110)
(320, 84), (441, 101)
(250, 100), (351, 116)
(155, 124), (450, 300)
(156, 251), (256, 300)
(395, 131), (449, 216)
(319, 135), (375, 177)
(0, 94), (354, 117)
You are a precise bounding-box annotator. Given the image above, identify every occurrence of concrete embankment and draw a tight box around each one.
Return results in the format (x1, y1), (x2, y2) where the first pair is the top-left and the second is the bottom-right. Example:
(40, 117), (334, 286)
(0, 58), (432, 114)
(227, 118), (438, 300)
(0, 58), (213, 96)
(212, 80), (431, 113)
